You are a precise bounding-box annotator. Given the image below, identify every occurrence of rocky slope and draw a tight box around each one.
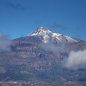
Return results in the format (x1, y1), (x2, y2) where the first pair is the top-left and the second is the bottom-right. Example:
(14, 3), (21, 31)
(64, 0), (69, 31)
(0, 27), (86, 86)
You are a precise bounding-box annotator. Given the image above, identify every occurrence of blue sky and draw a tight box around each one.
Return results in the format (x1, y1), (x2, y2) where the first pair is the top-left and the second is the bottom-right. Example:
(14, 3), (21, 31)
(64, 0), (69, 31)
(0, 0), (86, 40)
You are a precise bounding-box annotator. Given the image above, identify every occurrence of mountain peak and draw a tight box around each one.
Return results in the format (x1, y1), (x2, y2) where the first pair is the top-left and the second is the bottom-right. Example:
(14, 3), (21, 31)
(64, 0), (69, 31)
(36, 27), (48, 31)
(30, 27), (61, 36)
(32, 27), (52, 35)
(29, 27), (78, 43)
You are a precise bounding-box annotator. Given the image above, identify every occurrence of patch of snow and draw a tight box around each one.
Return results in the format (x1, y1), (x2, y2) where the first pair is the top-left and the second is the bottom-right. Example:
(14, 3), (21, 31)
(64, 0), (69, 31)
(65, 36), (78, 42)
(29, 27), (78, 43)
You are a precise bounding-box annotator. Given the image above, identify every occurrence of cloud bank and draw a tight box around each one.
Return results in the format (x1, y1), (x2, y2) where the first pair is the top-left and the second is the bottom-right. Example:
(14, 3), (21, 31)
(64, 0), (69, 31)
(65, 50), (86, 69)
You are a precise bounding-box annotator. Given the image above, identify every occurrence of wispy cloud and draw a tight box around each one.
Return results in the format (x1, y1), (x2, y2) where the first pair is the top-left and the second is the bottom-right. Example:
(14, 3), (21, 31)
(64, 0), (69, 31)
(0, 0), (26, 11)
(0, 33), (11, 52)
(39, 41), (66, 56)
(8, 1), (25, 10)
(49, 22), (67, 31)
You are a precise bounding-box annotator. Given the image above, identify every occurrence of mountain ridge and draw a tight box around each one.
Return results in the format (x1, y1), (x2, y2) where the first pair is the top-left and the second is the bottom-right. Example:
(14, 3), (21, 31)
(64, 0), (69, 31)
(29, 27), (78, 43)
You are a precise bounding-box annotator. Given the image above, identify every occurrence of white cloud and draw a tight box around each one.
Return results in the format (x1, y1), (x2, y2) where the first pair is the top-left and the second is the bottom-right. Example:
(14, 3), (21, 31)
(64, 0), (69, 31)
(65, 50), (86, 69)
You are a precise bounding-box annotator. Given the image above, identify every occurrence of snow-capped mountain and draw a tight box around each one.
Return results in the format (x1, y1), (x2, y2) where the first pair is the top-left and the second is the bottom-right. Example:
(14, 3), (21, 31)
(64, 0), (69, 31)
(30, 27), (78, 43)
(0, 27), (86, 86)
(11, 27), (86, 60)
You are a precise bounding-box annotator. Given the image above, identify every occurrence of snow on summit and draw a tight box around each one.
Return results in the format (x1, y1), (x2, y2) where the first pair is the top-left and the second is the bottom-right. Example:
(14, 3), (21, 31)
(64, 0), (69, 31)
(29, 27), (78, 43)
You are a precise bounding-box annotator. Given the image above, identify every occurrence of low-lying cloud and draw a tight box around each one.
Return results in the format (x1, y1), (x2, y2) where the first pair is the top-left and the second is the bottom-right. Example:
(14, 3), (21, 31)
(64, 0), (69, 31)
(0, 33), (11, 52)
(65, 50), (86, 69)
(39, 42), (65, 54)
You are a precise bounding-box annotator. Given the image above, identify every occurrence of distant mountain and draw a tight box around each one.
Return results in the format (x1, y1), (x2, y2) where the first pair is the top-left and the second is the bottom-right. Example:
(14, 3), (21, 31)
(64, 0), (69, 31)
(0, 27), (86, 86)
(30, 27), (78, 43)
